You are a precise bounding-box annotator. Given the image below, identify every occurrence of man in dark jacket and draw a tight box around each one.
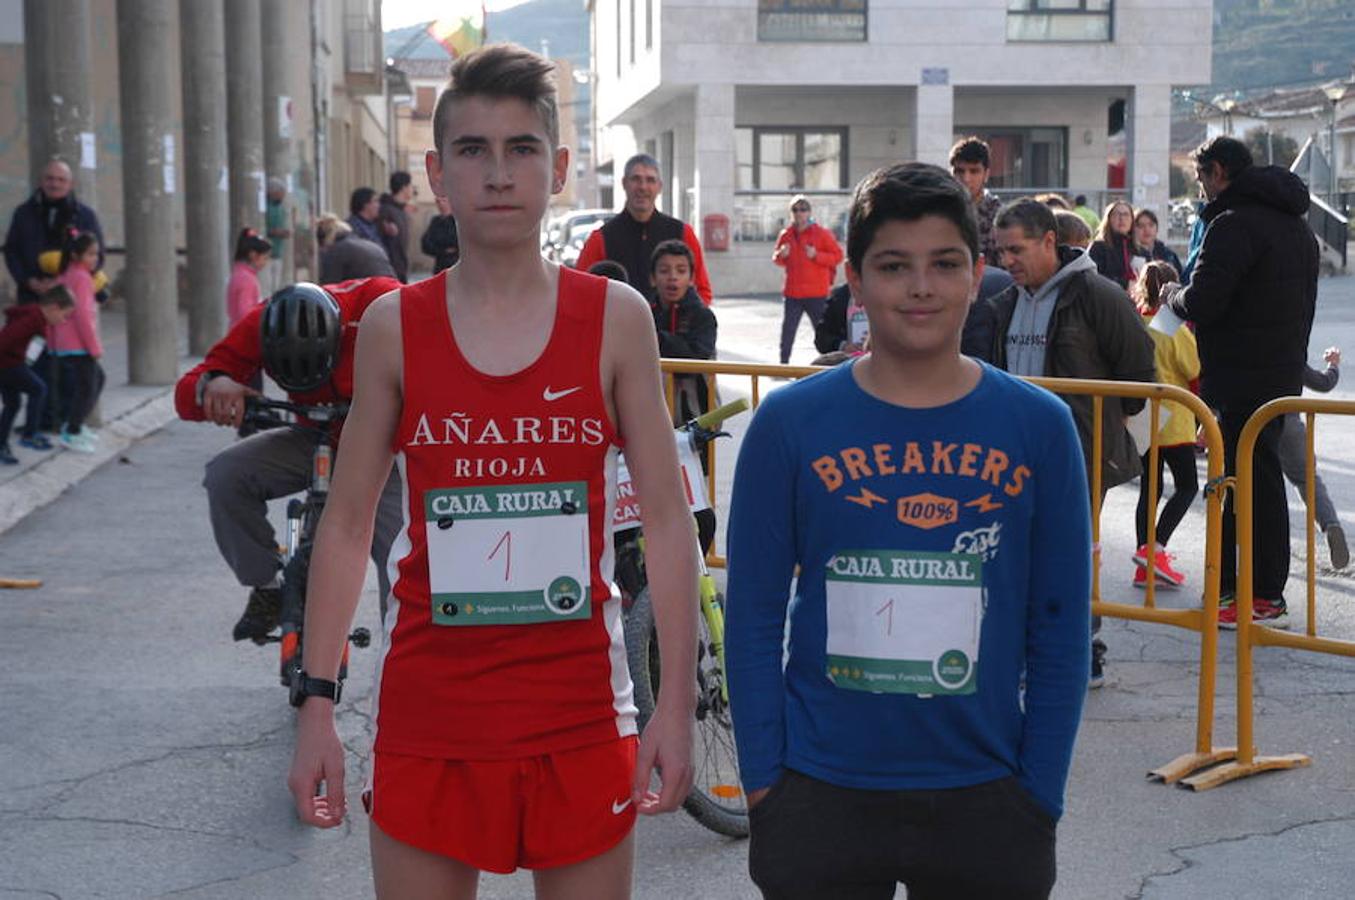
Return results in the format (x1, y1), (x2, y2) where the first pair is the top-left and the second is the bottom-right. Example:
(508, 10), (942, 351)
(4, 160), (105, 303)
(987, 199), (1156, 688)
(1162, 137), (1319, 627)
(420, 194), (459, 273)
(649, 239), (717, 423)
(576, 153), (714, 304)
(378, 172), (413, 282)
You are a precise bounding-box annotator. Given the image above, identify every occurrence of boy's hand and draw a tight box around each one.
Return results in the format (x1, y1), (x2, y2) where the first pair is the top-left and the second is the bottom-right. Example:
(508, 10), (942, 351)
(287, 700), (347, 828)
(202, 375), (260, 428)
(1324, 346), (1341, 367)
(632, 702), (694, 815)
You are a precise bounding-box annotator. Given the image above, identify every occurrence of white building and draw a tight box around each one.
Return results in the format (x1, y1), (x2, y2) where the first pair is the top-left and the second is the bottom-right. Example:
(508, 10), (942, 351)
(590, 0), (1212, 292)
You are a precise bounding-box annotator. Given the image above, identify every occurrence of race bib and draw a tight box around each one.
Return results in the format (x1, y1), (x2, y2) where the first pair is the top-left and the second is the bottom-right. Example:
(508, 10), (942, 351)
(825, 550), (983, 695)
(848, 307), (869, 347)
(612, 434), (710, 532)
(424, 481), (592, 626)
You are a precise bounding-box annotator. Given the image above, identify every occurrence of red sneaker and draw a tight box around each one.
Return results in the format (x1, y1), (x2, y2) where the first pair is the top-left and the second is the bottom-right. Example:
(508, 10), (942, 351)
(1133, 565), (1148, 589)
(1252, 597), (1290, 629)
(1217, 592), (1238, 629)
(1132, 545), (1186, 588)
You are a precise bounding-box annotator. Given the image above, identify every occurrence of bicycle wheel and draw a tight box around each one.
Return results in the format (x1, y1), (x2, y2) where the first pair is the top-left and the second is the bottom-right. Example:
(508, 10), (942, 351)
(624, 588), (749, 838)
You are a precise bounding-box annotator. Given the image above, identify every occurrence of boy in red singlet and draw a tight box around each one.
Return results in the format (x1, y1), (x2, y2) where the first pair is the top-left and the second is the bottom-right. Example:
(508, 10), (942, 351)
(288, 44), (699, 899)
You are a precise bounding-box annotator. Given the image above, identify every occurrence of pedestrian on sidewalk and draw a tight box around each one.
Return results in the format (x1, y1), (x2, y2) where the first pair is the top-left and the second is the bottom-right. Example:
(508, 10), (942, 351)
(378, 172), (414, 282)
(420, 194), (460, 273)
(316, 215), (396, 283)
(1161, 136), (1320, 629)
(1278, 346), (1348, 569)
(772, 195), (842, 365)
(51, 232), (105, 454)
(1088, 200), (1139, 291)
(346, 188), (386, 248)
(1131, 260), (1199, 591)
(949, 136), (1003, 266)
(0, 286), (72, 464)
(228, 229), (271, 327)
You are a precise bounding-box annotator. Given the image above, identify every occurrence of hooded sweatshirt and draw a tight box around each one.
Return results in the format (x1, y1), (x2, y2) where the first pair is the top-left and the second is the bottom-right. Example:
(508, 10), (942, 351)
(1003, 249), (1099, 377)
(1166, 165), (1318, 410)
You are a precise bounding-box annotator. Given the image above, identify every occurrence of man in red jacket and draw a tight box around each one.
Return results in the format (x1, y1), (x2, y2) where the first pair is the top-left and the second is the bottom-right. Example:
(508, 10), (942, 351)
(772, 194), (843, 364)
(175, 276), (403, 642)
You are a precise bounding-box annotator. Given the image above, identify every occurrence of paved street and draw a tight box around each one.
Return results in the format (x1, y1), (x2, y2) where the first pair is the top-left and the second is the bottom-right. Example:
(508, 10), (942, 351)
(3, 277), (1355, 898)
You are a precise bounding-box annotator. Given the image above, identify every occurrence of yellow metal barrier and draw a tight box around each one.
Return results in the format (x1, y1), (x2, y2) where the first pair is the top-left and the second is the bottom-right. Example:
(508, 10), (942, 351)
(656, 362), (1237, 784)
(1184, 396), (1355, 790)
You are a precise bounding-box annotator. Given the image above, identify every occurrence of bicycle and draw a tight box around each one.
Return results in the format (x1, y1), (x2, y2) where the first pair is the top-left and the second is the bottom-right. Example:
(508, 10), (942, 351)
(613, 398), (750, 837)
(240, 395), (371, 703)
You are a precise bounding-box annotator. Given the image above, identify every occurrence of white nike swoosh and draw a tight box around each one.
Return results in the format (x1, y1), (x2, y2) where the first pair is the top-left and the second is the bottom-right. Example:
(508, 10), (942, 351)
(611, 798), (632, 814)
(543, 386), (582, 402)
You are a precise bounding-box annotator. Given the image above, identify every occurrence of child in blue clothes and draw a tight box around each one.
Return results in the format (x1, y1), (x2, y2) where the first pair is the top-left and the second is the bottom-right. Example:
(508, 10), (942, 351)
(726, 162), (1091, 900)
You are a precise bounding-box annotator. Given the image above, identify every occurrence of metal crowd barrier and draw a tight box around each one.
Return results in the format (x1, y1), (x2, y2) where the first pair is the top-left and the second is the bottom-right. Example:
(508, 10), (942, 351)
(657, 361), (1238, 784)
(1187, 396), (1355, 789)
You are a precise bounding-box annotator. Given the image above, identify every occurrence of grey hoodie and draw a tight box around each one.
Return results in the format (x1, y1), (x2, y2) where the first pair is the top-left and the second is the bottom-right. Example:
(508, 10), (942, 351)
(1004, 249), (1099, 377)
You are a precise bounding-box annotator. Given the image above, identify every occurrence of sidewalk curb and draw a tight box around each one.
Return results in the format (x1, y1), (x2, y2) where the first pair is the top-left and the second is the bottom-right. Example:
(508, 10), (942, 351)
(0, 387), (178, 537)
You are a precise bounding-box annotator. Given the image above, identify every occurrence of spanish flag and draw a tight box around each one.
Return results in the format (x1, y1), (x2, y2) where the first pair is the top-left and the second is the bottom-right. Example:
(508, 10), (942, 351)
(427, 4), (486, 59)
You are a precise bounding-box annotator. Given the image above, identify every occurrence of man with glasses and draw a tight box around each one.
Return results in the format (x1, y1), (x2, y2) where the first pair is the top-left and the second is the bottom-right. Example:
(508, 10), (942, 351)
(772, 195), (843, 365)
(577, 153), (713, 305)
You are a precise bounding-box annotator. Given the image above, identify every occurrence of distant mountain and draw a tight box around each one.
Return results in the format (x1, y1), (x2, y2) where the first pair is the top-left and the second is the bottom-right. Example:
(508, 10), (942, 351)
(1210, 0), (1355, 92)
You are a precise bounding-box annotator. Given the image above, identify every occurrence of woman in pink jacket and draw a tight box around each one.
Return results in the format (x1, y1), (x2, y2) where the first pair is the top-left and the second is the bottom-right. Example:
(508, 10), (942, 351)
(227, 229), (272, 327)
(52, 231), (104, 453)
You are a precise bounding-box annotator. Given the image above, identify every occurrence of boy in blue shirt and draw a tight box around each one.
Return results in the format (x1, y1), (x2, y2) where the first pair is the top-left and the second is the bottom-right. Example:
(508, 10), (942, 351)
(726, 162), (1091, 899)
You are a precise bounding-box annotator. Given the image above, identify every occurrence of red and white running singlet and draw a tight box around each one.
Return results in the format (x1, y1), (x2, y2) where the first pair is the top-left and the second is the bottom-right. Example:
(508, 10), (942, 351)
(373, 268), (637, 760)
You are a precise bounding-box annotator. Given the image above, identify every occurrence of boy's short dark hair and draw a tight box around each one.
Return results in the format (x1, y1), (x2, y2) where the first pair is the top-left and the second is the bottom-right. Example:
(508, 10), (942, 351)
(948, 136), (991, 170)
(846, 162), (980, 272)
(349, 187), (377, 216)
(432, 43), (560, 159)
(588, 260), (629, 282)
(1193, 135), (1253, 181)
(390, 171), (412, 194)
(650, 239), (693, 275)
(40, 285), (75, 309)
(994, 198), (1058, 242)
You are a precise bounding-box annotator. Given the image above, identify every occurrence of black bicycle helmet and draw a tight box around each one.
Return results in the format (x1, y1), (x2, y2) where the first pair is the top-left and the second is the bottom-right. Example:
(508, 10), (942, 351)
(259, 282), (342, 393)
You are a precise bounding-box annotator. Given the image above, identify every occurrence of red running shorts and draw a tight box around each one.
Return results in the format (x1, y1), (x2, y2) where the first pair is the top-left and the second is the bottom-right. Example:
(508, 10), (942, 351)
(365, 736), (639, 874)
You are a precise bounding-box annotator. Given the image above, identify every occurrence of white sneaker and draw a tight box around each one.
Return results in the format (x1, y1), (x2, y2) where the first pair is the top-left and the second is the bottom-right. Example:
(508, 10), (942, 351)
(59, 431), (96, 454)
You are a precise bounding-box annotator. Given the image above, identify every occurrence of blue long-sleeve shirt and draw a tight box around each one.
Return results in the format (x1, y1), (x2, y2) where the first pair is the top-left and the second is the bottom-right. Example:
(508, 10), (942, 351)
(726, 361), (1091, 819)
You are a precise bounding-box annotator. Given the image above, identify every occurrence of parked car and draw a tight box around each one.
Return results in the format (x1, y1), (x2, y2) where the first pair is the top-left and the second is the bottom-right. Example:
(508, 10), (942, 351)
(560, 220), (607, 269)
(543, 208), (613, 262)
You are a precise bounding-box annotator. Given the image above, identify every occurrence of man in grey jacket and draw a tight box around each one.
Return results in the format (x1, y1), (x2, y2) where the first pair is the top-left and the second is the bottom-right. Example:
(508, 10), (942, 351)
(985, 198), (1157, 687)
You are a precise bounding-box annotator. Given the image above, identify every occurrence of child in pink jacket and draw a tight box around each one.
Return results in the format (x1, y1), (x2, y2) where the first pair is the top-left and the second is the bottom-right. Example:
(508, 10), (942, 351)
(228, 228), (272, 327)
(51, 231), (104, 453)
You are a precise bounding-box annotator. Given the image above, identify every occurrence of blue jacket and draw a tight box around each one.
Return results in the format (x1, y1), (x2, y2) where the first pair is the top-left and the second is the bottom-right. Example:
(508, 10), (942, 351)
(4, 190), (104, 302)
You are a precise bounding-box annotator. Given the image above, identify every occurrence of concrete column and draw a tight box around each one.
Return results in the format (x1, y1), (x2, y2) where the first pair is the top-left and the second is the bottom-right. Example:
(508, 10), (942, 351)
(261, 0), (295, 284)
(912, 80), (955, 169)
(179, 0), (229, 354)
(225, 0), (266, 238)
(691, 82), (735, 236)
(23, 0), (98, 206)
(116, 0), (180, 385)
(1127, 83), (1172, 215)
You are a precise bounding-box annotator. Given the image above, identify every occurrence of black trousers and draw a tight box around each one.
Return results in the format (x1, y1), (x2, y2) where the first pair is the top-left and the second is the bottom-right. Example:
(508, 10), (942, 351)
(0, 364), (47, 445)
(779, 295), (828, 364)
(748, 769), (1056, 900)
(1219, 408), (1288, 599)
(61, 355), (105, 432)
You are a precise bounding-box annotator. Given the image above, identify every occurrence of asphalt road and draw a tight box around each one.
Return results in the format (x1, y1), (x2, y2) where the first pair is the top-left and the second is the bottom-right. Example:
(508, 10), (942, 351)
(3, 277), (1355, 899)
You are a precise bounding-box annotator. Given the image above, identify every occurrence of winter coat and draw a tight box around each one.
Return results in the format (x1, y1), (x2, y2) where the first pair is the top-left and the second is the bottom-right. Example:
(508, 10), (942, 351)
(651, 286), (718, 421)
(319, 233), (397, 285)
(421, 214), (459, 273)
(1088, 232), (1139, 290)
(0, 304), (48, 369)
(226, 262), (262, 327)
(50, 266), (102, 357)
(1165, 165), (1319, 412)
(985, 246), (1158, 490)
(1140, 310), (1200, 447)
(773, 222), (843, 299)
(3, 190), (104, 302)
(378, 194), (411, 282)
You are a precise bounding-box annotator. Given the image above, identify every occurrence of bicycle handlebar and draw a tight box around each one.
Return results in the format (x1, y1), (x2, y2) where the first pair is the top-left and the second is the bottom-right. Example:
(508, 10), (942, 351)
(688, 398), (751, 433)
(241, 396), (349, 431)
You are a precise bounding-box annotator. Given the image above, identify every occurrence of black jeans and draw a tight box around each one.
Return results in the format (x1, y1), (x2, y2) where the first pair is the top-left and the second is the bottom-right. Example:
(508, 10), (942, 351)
(1135, 444), (1200, 548)
(1219, 408), (1288, 599)
(61, 355), (105, 433)
(779, 295), (828, 364)
(0, 364), (47, 446)
(748, 769), (1056, 900)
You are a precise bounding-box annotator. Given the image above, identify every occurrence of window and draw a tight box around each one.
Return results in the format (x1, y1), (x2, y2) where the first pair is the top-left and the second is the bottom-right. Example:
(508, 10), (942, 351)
(646, 0), (653, 48)
(1007, 0), (1112, 42)
(758, 0), (867, 43)
(735, 127), (848, 191)
(957, 127), (1068, 190)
